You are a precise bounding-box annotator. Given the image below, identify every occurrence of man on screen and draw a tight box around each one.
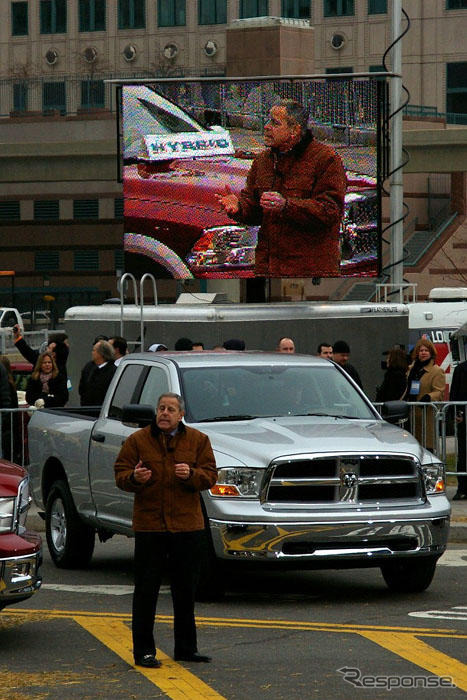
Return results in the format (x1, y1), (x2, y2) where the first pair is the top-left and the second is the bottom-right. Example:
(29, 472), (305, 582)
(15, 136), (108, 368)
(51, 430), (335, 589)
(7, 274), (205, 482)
(216, 99), (347, 277)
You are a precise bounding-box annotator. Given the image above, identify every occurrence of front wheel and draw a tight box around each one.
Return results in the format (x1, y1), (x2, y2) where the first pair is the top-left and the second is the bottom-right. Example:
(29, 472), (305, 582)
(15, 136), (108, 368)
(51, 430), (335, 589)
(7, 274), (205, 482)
(45, 480), (95, 568)
(381, 556), (438, 593)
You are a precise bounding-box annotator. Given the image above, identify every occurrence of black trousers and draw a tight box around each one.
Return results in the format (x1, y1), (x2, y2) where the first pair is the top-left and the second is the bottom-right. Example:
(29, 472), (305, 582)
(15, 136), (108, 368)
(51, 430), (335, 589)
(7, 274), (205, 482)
(132, 530), (204, 659)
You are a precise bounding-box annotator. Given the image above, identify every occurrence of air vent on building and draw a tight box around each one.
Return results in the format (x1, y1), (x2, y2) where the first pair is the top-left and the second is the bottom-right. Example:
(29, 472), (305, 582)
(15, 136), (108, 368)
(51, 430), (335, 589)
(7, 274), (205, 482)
(83, 47), (98, 64)
(331, 33), (346, 50)
(163, 43), (178, 60)
(204, 40), (218, 57)
(45, 49), (58, 65)
(123, 44), (137, 62)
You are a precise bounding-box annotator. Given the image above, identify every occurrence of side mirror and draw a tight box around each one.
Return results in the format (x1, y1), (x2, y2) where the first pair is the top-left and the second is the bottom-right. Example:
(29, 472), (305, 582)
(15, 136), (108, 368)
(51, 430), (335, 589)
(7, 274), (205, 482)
(381, 400), (409, 424)
(122, 404), (154, 428)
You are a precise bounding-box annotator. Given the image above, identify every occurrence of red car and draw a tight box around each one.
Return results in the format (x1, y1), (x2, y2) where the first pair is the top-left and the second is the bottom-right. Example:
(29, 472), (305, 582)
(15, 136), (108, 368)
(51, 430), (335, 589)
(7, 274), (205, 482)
(122, 86), (379, 279)
(0, 459), (42, 610)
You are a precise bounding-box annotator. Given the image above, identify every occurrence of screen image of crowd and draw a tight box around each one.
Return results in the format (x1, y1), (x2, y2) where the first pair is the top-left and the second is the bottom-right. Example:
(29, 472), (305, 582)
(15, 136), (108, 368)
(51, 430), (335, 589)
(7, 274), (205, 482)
(121, 77), (383, 280)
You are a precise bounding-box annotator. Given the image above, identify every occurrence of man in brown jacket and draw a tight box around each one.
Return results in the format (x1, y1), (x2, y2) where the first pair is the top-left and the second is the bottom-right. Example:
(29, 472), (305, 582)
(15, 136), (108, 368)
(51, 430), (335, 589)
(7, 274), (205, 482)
(114, 393), (217, 668)
(216, 99), (347, 277)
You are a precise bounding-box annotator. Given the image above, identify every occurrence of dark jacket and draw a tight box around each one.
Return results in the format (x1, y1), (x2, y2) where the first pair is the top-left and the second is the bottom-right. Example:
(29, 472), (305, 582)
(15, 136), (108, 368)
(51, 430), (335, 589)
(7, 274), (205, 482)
(450, 360), (467, 404)
(114, 421), (217, 532)
(233, 131), (347, 277)
(26, 371), (68, 408)
(0, 363), (12, 408)
(341, 362), (363, 390)
(376, 367), (407, 402)
(15, 336), (69, 374)
(79, 362), (116, 406)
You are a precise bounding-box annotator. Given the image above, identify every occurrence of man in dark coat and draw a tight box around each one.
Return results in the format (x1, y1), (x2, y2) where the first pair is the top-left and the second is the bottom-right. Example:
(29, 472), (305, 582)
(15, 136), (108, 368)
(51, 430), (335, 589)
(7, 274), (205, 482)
(216, 99), (347, 277)
(449, 359), (467, 499)
(79, 340), (116, 406)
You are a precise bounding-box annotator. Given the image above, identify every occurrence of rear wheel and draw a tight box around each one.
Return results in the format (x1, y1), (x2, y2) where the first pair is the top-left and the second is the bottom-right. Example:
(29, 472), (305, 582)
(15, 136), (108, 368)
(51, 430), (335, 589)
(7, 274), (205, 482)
(45, 480), (95, 568)
(381, 556), (438, 593)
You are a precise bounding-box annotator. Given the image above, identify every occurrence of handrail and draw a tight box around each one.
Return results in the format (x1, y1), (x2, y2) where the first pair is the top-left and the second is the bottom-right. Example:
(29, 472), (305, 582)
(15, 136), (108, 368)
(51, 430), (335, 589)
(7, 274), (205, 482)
(119, 272), (138, 338)
(139, 274), (158, 352)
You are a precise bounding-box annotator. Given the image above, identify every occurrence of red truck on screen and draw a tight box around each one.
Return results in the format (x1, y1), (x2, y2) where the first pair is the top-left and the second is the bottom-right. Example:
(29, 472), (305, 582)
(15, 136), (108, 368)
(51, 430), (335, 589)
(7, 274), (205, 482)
(122, 86), (378, 279)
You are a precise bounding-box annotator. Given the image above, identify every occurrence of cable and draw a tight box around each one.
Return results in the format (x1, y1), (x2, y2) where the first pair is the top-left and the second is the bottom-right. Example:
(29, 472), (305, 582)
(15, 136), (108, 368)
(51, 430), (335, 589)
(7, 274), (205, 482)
(379, 7), (412, 294)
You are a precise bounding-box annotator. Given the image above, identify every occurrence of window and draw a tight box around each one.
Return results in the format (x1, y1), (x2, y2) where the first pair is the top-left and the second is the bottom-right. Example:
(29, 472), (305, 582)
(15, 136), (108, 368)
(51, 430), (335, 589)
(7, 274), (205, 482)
(323, 0), (354, 17)
(368, 0), (386, 12)
(139, 366), (170, 411)
(281, 0), (310, 18)
(34, 200), (59, 220)
(158, 0), (185, 26)
(0, 201), (20, 221)
(43, 81), (66, 113)
(118, 0), (145, 28)
(326, 66), (353, 73)
(198, 0), (227, 24)
(108, 364), (147, 420)
(114, 249), (125, 270)
(114, 198), (124, 218)
(13, 83), (28, 112)
(74, 250), (99, 271)
(81, 79), (105, 108)
(12, 2), (28, 35)
(35, 251), (60, 271)
(73, 199), (99, 219)
(239, 0), (269, 18)
(40, 0), (66, 33)
(370, 64), (385, 72)
(79, 0), (106, 31)
(447, 62), (467, 116)
(446, 1), (467, 9)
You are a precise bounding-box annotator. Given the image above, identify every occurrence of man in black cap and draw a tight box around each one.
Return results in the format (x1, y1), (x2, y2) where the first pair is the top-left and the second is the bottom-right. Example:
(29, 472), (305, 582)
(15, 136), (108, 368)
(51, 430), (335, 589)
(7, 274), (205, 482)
(223, 339), (245, 351)
(332, 340), (363, 390)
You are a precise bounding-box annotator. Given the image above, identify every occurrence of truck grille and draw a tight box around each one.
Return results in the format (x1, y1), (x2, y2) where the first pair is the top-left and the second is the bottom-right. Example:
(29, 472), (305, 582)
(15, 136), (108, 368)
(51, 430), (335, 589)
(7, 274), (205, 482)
(264, 454), (423, 505)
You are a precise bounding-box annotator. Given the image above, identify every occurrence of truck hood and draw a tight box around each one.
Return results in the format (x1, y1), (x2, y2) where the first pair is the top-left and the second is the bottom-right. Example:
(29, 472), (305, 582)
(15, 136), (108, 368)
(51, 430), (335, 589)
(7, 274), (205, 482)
(197, 416), (425, 467)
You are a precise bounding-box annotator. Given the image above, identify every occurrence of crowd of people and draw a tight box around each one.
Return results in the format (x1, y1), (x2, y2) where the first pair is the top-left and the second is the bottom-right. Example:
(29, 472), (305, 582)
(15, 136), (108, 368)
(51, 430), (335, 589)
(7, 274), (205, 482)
(0, 328), (466, 499)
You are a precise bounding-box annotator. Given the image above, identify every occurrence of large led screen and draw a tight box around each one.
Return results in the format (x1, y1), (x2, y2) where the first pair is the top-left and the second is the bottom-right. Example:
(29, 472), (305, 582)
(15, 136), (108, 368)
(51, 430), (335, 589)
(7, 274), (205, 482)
(121, 77), (385, 279)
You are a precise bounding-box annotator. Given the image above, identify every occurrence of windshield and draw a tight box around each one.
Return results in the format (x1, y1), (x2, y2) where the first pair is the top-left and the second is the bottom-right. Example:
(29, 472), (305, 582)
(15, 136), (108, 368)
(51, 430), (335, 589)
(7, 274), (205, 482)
(122, 85), (202, 160)
(180, 365), (376, 423)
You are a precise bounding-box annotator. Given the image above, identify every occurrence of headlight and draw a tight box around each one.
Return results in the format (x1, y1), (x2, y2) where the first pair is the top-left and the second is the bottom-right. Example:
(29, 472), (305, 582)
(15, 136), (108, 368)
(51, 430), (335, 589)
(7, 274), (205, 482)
(14, 478), (31, 531)
(421, 462), (446, 494)
(0, 497), (15, 533)
(210, 468), (264, 498)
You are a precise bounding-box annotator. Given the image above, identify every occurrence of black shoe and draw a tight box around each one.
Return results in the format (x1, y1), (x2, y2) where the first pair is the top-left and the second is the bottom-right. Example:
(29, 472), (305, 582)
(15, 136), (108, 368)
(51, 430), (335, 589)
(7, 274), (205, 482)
(452, 492), (467, 501)
(134, 654), (161, 668)
(174, 652), (212, 663)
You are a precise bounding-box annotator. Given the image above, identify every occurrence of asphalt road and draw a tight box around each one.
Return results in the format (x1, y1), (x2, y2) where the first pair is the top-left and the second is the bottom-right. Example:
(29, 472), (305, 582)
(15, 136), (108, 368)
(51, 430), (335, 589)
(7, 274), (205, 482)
(1, 536), (466, 700)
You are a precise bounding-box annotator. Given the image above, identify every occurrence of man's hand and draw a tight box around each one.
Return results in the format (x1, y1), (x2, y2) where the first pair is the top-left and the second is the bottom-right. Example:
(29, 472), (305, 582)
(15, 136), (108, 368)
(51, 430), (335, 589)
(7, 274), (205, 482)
(215, 184), (240, 215)
(133, 460), (152, 484)
(260, 191), (286, 212)
(175, 462), (191, 480)
(12, 324), (21, 340)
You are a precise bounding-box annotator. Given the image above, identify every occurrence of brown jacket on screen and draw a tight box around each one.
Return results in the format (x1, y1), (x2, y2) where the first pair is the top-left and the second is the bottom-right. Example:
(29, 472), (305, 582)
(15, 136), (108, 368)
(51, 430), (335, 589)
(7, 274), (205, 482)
(234, 131), (347, 277)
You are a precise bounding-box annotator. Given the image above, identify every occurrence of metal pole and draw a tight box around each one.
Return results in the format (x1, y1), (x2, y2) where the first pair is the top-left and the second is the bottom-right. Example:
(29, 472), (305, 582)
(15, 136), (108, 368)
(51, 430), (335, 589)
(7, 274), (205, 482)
(390, 0), (404, 292)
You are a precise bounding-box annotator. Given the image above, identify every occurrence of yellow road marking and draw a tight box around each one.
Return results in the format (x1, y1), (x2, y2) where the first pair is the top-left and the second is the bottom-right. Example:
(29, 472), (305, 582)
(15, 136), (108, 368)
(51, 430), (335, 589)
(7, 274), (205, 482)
(8, 608), (463, 635)
(74, 616), (226, 700)
(7, 608), (467, 693)
(359, 631), (467, 692)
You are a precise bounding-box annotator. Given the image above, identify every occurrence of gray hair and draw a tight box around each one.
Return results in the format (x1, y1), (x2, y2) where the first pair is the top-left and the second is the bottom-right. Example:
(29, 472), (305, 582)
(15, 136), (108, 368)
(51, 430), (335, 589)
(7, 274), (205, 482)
(157, 392), (185, 412)
(279, 99), (309, 137)
(95, 340), (115, 363)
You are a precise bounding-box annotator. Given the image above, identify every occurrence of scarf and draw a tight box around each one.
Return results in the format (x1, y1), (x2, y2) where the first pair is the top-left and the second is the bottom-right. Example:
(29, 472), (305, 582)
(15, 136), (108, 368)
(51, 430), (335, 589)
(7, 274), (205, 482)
(40, 371), (53, 393)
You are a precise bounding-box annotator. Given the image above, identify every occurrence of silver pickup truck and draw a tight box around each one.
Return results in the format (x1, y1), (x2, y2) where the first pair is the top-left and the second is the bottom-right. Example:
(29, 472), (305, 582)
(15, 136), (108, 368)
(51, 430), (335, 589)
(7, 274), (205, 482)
(27, 352), (450, 594)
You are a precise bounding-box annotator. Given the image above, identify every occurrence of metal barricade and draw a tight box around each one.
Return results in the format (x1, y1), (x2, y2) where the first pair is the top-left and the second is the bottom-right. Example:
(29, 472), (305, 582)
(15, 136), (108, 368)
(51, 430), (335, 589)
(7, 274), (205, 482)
(374, 400), (467, 485)
(0, 406), (35, 467)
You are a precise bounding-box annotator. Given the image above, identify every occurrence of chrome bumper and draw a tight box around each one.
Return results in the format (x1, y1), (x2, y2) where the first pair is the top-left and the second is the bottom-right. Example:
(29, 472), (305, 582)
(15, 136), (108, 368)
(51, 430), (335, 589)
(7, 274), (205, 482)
(210, 516), (450, 563)
(0, 551), (42, 607)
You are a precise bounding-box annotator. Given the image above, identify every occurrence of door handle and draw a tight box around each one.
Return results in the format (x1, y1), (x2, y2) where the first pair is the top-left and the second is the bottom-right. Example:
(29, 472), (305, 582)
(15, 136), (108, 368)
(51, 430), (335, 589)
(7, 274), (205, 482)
(91, 433), (106, 443)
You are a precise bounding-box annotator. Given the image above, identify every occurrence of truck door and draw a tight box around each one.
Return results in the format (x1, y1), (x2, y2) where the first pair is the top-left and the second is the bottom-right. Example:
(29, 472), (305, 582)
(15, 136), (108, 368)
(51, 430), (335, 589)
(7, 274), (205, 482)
(88, 362), (170, 530)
